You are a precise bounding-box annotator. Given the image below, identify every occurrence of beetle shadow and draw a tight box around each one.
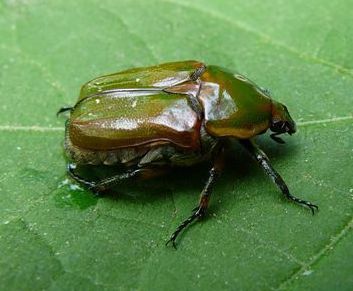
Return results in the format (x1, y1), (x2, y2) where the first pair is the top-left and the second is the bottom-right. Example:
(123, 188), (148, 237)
(96, 164), (211, 204)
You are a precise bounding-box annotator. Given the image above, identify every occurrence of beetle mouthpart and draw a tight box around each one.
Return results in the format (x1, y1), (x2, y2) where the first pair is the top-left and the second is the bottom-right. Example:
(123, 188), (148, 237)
(270, 133), (285, 144)
(285, 121), (296, 135)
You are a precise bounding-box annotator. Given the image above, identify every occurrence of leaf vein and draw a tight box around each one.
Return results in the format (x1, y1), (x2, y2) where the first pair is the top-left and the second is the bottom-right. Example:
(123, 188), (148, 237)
(275, 215), (353, 290)
(96, 5), (160, 63)
(236, 225), (307, 267)
(161, 0), (353, 79)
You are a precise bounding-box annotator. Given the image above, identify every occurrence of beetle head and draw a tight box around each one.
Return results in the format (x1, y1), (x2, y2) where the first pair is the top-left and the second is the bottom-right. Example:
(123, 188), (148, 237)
(270, 101), (296, 144)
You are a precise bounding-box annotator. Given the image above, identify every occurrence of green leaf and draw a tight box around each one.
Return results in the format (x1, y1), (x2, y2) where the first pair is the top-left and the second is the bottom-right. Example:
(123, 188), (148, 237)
(1, 0), (352, 290)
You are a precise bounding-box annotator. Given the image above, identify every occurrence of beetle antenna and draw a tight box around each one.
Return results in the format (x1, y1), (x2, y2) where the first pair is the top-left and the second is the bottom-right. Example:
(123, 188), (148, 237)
(57, 106), (73, 117)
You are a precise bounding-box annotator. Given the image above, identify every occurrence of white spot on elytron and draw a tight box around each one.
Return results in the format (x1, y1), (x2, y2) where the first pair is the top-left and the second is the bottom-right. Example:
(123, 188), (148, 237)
(108, 119), (140, 130)
(302, 270), (313, 276)
(95, 99), (100, 104)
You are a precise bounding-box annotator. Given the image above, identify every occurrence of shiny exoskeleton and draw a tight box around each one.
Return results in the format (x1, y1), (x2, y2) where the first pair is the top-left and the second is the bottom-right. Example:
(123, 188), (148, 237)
(58, 61), (318, 247)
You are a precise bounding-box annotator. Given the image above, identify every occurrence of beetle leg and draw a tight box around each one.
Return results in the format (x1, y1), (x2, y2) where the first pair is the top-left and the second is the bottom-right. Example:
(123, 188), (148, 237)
(92, 167), (172, 192)
(67, 163), (137, 192)
(67, 163), (168, 193)
(239, 139), (318, 214)
(166, 148), (224, 248)
(67, 163), (96, 188)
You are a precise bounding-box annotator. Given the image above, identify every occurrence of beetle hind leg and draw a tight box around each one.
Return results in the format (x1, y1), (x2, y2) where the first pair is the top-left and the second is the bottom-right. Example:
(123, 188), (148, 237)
(67, 163), (167, 194)
(67, 163), (96, 188)
(67, 163), (140, 193)
(240, 140), (318, 214)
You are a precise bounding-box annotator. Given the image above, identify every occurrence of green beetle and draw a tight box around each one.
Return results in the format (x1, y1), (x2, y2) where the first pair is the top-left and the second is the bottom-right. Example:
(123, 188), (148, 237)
(59, 60), (318, 247)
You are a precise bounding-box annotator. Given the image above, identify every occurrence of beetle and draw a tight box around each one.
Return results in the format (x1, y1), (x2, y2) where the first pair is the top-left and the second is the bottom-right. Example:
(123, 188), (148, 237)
(58, 60), (318, 247)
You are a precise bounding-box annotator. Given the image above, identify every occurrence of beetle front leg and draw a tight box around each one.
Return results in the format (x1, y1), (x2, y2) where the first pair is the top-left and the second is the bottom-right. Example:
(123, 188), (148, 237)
(166, 148), (224, 248)
(239, 139), (318, 214)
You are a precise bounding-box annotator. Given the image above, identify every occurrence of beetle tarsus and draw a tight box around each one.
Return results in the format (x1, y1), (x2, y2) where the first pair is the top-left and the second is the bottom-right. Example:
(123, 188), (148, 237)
(67, 163), (97, 188)
(166, 207), (204, 248)
(240, 139), (318, 214)
(285, 194), (319, 215)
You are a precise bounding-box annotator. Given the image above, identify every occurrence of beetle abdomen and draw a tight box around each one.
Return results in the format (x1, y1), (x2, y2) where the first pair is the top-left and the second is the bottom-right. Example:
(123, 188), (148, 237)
(65, 121), (218, 167)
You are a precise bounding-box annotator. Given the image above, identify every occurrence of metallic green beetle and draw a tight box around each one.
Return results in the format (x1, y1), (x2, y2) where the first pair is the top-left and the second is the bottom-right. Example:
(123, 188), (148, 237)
(59, 60), (318, 247)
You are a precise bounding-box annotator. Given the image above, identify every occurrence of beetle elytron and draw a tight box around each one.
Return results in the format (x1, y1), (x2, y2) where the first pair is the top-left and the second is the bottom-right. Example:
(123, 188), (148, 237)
(58, 60), (318, 247)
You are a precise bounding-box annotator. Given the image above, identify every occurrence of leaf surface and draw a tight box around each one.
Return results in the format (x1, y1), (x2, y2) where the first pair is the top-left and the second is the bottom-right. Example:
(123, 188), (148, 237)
(0, 0), (352, 290)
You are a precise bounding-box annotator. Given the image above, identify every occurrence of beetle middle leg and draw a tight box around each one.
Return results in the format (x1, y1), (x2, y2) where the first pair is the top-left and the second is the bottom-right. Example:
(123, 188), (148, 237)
(166, 147), (224, 248)
(239, 139), (318, 214)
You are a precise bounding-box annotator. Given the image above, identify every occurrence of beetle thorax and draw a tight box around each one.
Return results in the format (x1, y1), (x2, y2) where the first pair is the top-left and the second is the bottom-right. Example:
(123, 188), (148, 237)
(197, 66), (273, 139)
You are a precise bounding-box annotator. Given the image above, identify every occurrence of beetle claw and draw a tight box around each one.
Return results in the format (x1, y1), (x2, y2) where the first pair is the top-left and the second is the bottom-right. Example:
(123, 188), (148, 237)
(292, 198), (319, 215)
(165, 238), (177, 249)
(307, 203), (319, 215)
